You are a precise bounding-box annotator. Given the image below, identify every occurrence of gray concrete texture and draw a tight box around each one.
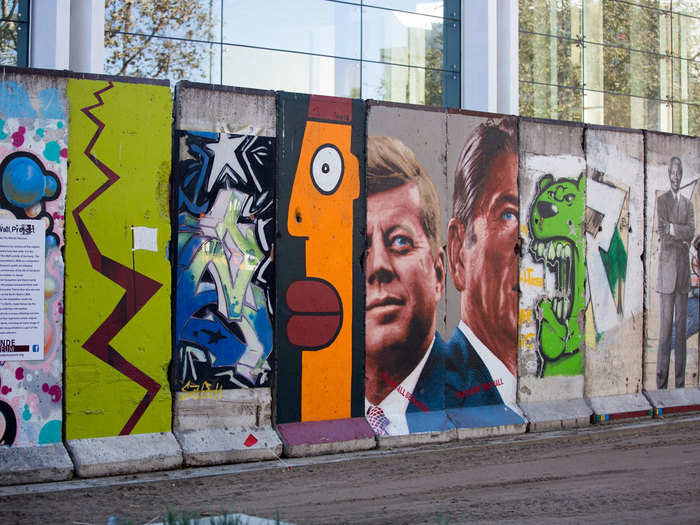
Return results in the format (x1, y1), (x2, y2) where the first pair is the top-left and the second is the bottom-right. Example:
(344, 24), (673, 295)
(174, 427), (283, 467)
(66, 432), (182, 478)
(584, 128), (645, 398)
(645, 387), (700, 410)
(175, 83), (276, 136)
(586, 392), (652, 419)
(520, 398), (592, 432)
(376, 427), (457, 449)
(0, 443), (73, 486)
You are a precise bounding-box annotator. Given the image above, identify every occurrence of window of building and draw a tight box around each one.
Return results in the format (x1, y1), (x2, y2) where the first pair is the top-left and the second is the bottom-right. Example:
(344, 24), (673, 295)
(519, 0), (700, 136)
(0, 0), (29, 67)
(104, 0), (460, 107)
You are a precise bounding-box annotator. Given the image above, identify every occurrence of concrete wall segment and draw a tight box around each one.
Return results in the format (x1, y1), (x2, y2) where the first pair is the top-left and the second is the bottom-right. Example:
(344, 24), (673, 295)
(65, 78), (173, 440)
(584, 127), (644, 398)
(644, 132), (700, 391)
(0, 72), (68, 449)
(175, 82), (276, 136)
(518, 119), (587, 404)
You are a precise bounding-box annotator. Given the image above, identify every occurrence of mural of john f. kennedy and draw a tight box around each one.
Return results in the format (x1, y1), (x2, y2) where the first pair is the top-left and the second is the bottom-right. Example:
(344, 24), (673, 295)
(364, 136), (449, 436)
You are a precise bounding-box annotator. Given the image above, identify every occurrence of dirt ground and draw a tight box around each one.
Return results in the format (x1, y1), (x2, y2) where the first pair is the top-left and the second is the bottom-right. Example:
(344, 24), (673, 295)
(1, 416), (700, 524)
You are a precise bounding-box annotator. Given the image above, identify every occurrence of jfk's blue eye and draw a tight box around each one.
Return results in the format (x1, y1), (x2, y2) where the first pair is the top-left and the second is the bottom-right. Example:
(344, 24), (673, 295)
(502, 210), (517, 221)
(389, 235), (413, 252)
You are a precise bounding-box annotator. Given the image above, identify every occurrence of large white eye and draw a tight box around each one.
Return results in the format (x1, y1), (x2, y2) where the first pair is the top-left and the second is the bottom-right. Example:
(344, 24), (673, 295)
(310, 144), (344, 195)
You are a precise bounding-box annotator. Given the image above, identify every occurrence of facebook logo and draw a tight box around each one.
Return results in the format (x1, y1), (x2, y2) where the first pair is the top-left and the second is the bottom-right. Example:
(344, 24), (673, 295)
(32, 344), (39, 352)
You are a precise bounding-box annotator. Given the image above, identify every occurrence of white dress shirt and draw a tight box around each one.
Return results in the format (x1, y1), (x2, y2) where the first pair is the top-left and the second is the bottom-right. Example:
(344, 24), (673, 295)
(364, 336), (434, 436)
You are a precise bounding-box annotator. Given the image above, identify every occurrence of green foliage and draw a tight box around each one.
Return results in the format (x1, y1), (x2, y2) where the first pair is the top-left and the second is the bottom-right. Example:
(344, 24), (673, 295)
(519, 0), (700, 134)
(0, 1), (20, 65)
(104, 0), (216, 81)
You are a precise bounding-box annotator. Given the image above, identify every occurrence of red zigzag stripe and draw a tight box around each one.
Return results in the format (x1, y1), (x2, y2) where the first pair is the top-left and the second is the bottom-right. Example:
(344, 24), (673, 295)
(72, 82), (163, 435)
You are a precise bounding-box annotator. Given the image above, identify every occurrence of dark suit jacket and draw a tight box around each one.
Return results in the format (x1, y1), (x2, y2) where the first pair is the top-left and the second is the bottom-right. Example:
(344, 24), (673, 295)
(444, 326), (504, 409)
(404, 333), (452, 433)
(657, 190), (694, 294)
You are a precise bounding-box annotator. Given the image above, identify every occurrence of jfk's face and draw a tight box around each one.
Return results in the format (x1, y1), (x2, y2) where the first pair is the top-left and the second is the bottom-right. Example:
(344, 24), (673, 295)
(365, 183), (444, 359)
(669, 160), (682, 192)
(457, 152), (519, 342)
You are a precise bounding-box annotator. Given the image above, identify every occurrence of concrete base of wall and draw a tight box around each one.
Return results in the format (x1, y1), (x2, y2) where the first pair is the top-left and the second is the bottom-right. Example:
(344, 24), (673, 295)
(377, 410), (457, 448)
(175, 427), (282, 466)
(587, 393), (653, 423)
(277, 418), (375, 457)
(519, 399), (592, 432)
(645, 388), (700, 416)
(0, 442), (73, 486)
(66, 432), (183, 478)
(447, 405), (527, 439)
(377, 429), (457, 449)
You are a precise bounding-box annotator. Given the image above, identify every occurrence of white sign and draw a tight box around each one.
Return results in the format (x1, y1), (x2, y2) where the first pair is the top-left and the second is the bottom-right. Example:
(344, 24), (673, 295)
(132, 226), (158, 252)
(0, 219), (45, 360)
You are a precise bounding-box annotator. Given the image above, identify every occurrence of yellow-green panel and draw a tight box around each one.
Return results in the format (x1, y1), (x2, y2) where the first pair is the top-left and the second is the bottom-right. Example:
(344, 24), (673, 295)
(65, 79), (172, 440)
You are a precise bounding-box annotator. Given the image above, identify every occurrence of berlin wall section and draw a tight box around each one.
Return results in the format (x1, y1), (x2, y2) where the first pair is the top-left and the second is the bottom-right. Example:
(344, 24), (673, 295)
(583, 127), (651, 420)
(0, 71), (73, 484)
(274, 93), (375, 456)
(1, 66), (699, 485)
(445, 109), (527, 437)
(171, 82), (282, 465)
(644, 131), (700, 413)
(517, 119), (593, 430)
(64, 77), (180, 477)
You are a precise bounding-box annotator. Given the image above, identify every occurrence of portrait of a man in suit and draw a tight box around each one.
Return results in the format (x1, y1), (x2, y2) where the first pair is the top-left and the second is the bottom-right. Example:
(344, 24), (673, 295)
(364, 136), (448, 436)
(656, 156), (695, 389)
(446, 118), (520, 410)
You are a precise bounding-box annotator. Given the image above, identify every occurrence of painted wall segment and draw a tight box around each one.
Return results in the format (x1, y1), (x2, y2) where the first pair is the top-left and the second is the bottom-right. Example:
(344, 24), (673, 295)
(584, 129), (644, 397)
(0, 76), (67, 447)
(173, 130), (275, 390)
(65, 79), (172, 439)
(445, 114), (525, 425)
(276, 93), (365, 424)
(365, 103), (452, 436)
(644, 132), (700, 391)
(519, 121), (586, 403)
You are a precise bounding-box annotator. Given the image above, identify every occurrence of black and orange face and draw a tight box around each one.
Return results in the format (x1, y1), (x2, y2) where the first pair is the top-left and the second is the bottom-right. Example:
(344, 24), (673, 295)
(284, 95), (361, 421)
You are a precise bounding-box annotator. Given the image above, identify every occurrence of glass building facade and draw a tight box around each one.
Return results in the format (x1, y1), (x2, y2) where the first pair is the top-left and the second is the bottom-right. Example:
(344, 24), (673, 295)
(1, 1), (698, 136)
(0, 0), (29, 67)
(104, 0), (461, 107)
(520, 0), (700, 136)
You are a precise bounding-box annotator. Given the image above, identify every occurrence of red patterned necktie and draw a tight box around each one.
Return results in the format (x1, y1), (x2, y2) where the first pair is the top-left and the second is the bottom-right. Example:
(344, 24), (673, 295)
(366, 405), (390, 436)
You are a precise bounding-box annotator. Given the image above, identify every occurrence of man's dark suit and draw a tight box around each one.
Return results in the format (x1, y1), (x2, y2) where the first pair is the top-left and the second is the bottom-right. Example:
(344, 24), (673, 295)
(404, 333), (453, 433)
(404, 331), (506, 433)
(442, 327), (524, 428)
(656, 189), (695, 389)
(444, 327), (503, 408)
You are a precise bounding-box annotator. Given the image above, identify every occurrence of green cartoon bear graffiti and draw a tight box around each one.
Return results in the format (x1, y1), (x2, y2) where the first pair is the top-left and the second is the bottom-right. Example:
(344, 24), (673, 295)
(528, 173), (585, 376)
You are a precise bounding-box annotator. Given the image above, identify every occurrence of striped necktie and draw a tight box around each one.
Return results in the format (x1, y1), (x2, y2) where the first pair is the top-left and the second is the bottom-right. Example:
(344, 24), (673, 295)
(366, 405), (390, 436)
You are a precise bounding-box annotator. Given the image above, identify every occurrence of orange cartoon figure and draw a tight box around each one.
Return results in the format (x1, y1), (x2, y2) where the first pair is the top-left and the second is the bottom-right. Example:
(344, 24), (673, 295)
(284, 96), (361, 422)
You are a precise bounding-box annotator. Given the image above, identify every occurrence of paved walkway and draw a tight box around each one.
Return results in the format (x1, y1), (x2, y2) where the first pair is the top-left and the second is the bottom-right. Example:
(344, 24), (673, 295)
(2, 415), (700, 524)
